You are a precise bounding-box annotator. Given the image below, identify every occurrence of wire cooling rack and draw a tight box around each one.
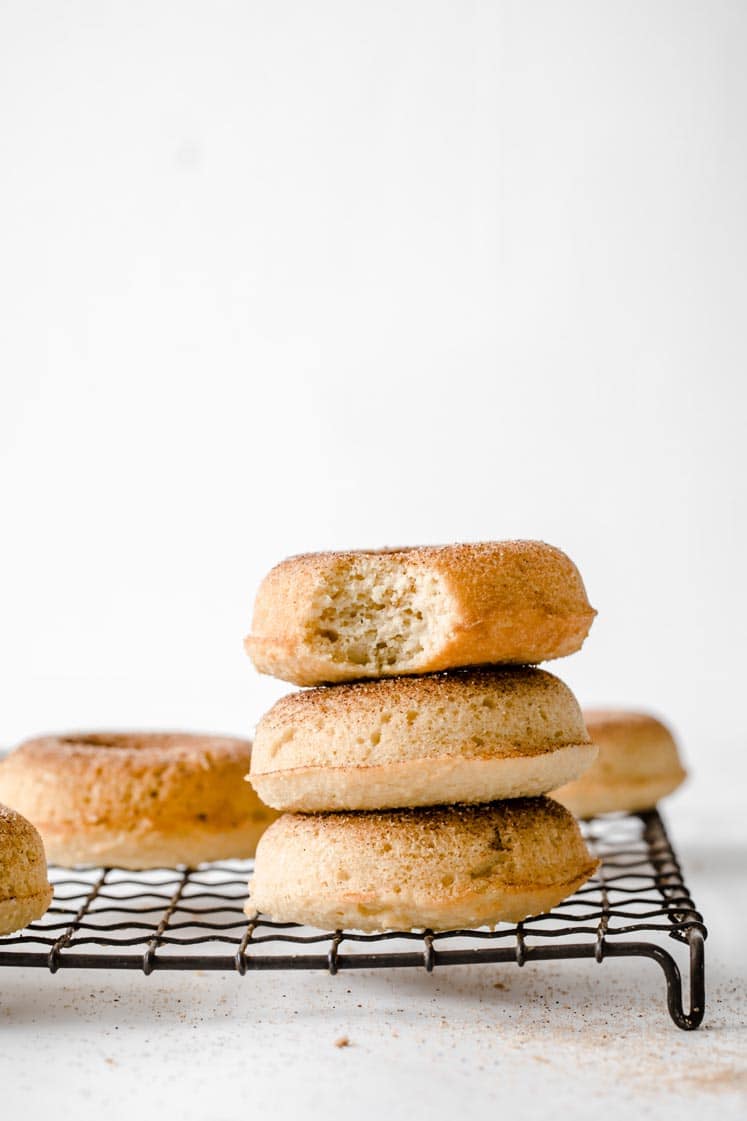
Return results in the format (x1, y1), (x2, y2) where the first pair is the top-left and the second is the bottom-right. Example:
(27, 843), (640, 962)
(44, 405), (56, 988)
(0, 809), (705, 1030)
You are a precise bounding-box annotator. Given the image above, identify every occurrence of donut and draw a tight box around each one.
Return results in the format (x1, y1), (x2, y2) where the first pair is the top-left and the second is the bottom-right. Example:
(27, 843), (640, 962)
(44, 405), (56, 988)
(245, 541), (596, 686)
(250, 667), (597, 811)
(0, 803), (53, 935)
(0, 733), (279, 869)
(552, 710), (687, 817)
(248, 798), (598, 932)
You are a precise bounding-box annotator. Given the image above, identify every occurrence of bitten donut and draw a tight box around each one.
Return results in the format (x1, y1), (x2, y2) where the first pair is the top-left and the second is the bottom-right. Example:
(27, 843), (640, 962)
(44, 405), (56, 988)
(0, 733), (279, 869)
(245, 541), (596, 686)
(0, 803), (53, 935)
(248, 798), (598, 932)
(552, 710), (687, 817)
(250, 667), (597, 811)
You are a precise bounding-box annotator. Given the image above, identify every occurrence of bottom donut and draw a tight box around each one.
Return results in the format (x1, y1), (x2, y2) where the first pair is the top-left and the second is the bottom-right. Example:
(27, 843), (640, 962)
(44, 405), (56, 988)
(247, 797), (598, 932)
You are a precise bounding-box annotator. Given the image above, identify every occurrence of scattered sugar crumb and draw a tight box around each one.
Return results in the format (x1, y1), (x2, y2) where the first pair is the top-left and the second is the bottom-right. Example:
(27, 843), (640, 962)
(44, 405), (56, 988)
(677, 1067), (747, 1095)
(334, 1035), (350, 1048)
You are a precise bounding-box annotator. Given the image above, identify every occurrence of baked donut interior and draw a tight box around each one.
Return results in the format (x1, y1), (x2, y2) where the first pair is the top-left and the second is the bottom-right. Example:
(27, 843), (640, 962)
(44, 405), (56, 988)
(306, 555), (448, 673)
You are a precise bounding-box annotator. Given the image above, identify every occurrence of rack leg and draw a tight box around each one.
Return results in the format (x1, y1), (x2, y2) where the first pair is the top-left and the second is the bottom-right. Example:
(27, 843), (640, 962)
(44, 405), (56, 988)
(605, 934), (705, 1030)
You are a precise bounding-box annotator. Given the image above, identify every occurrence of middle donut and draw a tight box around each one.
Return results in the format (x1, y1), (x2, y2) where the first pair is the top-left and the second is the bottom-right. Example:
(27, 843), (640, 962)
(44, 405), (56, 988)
(250, 666), (596, 812)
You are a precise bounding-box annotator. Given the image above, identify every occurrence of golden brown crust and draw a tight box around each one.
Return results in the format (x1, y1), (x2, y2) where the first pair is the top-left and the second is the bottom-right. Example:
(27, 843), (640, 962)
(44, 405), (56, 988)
(552, 710), (687, 817)
(0, 732), (279, 869)
(30, 820), (274, 871)
(248, 798), (598, 932)
(0, 802), (53, 934)
(245, 541), (596, 685)
(250, 667), (596, 810)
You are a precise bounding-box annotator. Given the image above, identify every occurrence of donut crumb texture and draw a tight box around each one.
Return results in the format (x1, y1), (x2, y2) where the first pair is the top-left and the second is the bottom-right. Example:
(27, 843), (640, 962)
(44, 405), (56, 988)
(307, 557), (446, 674)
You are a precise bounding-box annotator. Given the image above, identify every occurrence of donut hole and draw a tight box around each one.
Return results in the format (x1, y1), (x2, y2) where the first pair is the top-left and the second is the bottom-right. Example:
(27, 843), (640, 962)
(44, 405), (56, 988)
(59, 733), (181, 751)
(61, 734), (127, 749)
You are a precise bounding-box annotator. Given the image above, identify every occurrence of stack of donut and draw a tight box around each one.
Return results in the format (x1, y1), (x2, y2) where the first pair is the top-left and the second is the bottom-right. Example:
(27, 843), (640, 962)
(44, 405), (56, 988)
(244, 541), (602, 932)
(0, 539), (689, 941)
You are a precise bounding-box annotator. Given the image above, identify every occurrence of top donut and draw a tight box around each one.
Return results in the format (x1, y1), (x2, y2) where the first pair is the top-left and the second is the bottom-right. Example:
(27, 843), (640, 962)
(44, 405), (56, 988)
(245, 540), (595, 685)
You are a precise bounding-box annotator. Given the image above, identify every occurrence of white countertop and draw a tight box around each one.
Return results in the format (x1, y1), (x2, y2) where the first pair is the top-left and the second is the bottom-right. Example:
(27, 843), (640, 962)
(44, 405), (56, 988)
(2, 790), (745, 1120)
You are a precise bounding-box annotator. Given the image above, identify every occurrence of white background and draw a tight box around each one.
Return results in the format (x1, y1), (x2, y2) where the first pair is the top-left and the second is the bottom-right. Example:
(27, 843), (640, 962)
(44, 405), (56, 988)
(1, 1), (746, 781)
(0, 4), (745, 1116)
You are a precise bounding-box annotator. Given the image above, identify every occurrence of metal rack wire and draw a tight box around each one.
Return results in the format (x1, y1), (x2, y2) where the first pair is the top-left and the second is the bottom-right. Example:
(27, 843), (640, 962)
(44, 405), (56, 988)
(0, 808), (706, 1029)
